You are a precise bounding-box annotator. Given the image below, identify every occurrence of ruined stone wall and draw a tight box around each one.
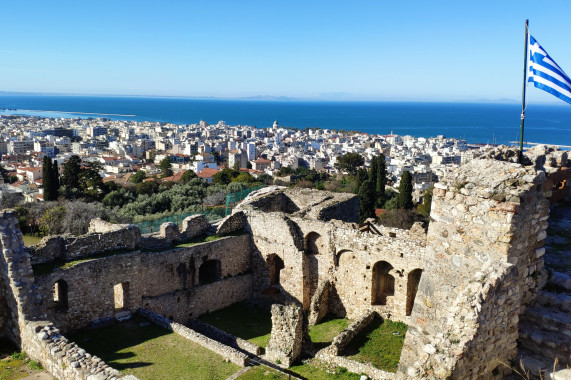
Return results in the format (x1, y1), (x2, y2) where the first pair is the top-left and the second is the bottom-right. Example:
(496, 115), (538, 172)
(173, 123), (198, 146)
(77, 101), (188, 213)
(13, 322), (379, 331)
(0, 210), (44, 345)
(321, 311), (377, 356)
(33, 235), (251, 332)
(243, 197), (426, 321)
(398, 159), (549, 379)
(28, 222), (141, 265)
(21, 320), (131, 380)
(142, 274), (252, 322)
(187, 317), (262, 355)
(0, 276), (7, 338)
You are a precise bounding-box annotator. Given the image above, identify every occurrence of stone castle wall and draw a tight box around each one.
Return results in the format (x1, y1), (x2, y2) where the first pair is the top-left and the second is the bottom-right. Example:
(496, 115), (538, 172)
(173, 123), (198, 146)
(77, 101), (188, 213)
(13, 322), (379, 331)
(21, 320), (132, 380)
(33, 234), (251, 332)
(239, 188), (426, 322)
(398, 159), (550, 379)
(142, 274), (252, 322)
(27, 220), (141, 265)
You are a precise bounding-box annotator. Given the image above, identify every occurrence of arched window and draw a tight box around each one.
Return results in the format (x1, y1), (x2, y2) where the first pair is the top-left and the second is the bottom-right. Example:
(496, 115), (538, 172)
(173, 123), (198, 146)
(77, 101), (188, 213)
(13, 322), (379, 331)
(199, 260), (222, 285)
(304, 232), (321, 255)
(406, 269), (423, 316)
(53, 279), (68, 312)
(266, 254), (284, 286)
(372, 261), (394, 305)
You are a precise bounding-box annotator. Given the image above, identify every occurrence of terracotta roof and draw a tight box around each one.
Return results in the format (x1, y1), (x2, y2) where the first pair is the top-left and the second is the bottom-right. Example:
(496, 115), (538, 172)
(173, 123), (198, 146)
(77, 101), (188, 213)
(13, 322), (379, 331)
(253, 158), (271, 164)
(161, 170), (191, 182)
(197, 168), (220, 179)
(18, 167), (42, 172)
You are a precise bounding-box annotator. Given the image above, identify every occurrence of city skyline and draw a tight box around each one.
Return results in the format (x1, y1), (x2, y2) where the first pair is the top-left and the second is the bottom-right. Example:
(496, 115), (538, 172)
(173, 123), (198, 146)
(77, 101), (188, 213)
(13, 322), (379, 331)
(2, 1), (571, 104)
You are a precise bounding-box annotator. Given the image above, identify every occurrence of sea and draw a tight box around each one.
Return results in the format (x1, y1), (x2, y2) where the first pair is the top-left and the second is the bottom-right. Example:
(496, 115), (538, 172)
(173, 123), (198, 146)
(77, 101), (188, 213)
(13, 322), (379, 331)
(2, 94), (571, 147)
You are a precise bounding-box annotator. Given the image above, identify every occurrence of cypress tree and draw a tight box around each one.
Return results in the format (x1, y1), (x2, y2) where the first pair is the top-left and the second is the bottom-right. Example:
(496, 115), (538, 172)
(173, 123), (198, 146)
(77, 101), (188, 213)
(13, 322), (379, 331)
(52, 161), (60, 192)
(42, 156), (56, 201)
(358, 180), (376, 223)
(63, 155), (81, 189)
(396, 171), (413, 209)
(369, 156), (378, 182)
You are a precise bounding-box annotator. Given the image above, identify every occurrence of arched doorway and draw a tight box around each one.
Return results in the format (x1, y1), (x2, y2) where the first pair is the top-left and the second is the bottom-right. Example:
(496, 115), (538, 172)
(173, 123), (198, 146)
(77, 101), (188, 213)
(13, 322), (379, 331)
(372, 261), (394, 305)
(406, 269), (423, 316)
(266, 254), (284, 286)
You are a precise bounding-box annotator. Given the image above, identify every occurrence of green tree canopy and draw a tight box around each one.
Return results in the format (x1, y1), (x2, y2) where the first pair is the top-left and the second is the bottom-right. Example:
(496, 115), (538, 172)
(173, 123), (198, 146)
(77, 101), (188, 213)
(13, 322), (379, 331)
(358, 180), (376, 223)
(42, 156), (59, 201)
(334, 152), (364, 175)
(417, 185), (433, 220)
(232, 172), (256, 184)
(159, 157), (173, 178)
(396, 171), (413, 210)
(79, 162), (104, 200)
(213, 168), (240, 185)
(62, 155), (81, 189)
(130, 170), (147, 183)
(180, 170), (197, 183)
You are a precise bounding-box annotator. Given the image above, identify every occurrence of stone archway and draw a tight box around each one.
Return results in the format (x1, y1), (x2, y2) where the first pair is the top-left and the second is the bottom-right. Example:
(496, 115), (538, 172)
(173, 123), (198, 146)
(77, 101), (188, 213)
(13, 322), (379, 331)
(266, 254), (285, 286)
(372, 261), (394, 305)
(406, 269), (422, 316)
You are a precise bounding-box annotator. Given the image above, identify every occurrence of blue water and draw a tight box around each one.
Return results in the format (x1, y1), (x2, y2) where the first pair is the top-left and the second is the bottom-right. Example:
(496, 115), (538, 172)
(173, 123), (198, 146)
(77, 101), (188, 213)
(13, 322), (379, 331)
(1, 94), (571, 146)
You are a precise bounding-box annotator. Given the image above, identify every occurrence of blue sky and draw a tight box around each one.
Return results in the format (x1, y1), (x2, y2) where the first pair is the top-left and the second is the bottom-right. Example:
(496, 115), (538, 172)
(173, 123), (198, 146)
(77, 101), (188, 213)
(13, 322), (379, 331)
(1, 0), (571, 103)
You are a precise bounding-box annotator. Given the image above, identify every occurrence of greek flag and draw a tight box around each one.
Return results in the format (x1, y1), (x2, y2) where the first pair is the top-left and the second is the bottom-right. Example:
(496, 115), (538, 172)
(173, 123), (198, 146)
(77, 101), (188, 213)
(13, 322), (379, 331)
(528, 35), (571, 105)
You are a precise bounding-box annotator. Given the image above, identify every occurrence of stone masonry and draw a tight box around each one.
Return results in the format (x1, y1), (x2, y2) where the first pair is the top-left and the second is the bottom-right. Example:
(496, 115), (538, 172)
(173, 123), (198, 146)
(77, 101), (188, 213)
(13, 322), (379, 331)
(265, 304), (312, 367)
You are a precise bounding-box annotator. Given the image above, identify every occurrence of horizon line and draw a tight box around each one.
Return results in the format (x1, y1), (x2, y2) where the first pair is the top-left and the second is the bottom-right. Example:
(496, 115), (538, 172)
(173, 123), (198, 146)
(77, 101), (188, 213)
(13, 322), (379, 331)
(0, 90), (567, 106)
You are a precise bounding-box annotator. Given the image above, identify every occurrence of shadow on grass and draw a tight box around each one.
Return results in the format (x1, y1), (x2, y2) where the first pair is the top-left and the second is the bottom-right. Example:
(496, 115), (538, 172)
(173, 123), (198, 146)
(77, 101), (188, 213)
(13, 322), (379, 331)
(340, 317), (384, 356)
(198, 301), (272, 344)
(340, 316), (407, 373)
(68, 316), (168, 368)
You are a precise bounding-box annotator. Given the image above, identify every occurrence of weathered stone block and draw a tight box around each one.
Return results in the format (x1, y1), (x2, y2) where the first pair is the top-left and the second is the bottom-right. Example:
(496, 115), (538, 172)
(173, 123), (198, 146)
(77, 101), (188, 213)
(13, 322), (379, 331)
(216, 211), (247, 236)
(265, 304), (312, 367)
(181, 215), (210, 239)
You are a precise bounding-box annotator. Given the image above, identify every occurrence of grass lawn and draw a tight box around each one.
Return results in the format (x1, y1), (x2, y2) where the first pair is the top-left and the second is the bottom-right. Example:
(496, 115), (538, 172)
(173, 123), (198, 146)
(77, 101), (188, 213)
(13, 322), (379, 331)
(68, 316), (239, 380)
(22, 234), (43, 247)
(342, 318), (407, 372)
(308, 316), (350, 351)
(32, 248), (136, 276)
(238, 361), (361, 380)
(198, 301), (272, 348)
(0, 339), (45, 380)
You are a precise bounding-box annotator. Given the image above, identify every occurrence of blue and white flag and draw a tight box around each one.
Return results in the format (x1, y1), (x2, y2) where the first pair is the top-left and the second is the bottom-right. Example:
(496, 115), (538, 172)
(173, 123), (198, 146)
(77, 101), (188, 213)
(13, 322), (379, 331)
(528, 35), (571, 105)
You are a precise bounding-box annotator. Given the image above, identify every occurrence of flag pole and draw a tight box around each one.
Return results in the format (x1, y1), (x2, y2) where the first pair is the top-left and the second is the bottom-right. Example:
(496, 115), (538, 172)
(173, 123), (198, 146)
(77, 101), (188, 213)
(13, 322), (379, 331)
(519, 19), (529, 164)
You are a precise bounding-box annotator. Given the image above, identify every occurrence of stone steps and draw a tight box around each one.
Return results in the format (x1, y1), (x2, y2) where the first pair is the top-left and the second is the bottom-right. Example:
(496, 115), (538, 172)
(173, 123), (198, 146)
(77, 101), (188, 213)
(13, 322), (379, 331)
(515, 348), (557, 380)
(548, 271), (571, 292)
(535, 290), (571, 313)
(522, 306), (571, 338)
(518, 321), (571, 366)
